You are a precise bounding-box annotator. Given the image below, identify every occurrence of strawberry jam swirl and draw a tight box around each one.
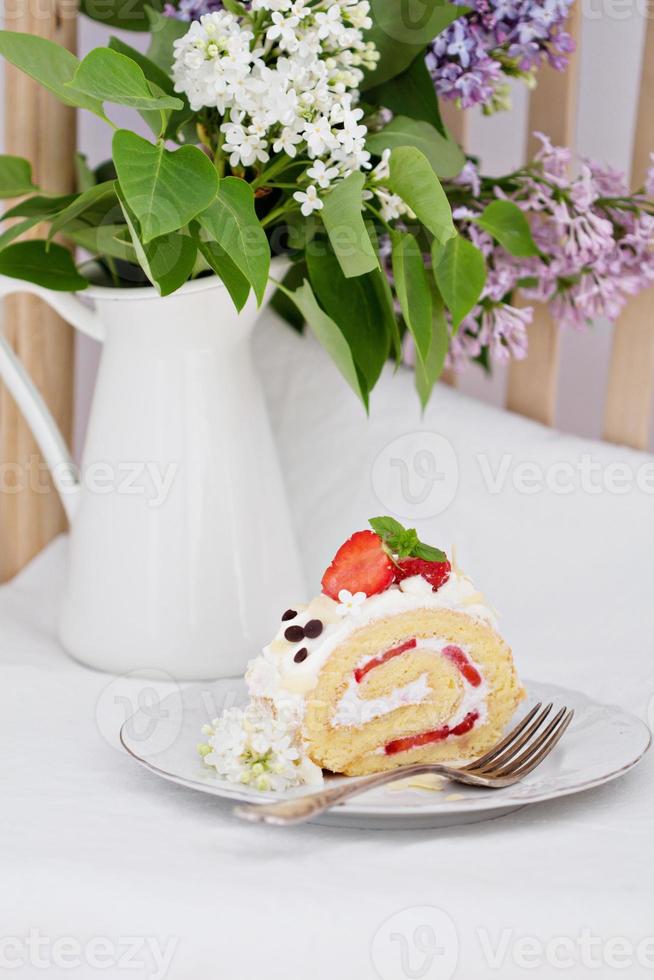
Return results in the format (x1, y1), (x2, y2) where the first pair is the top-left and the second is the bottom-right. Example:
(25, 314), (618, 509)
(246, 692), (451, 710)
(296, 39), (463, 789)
(330, 636), (488, 736)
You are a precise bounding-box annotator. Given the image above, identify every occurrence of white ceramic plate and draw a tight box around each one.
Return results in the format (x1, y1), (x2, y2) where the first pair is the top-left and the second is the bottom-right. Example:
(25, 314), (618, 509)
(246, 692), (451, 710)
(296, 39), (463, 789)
(120, 678), (651, 829)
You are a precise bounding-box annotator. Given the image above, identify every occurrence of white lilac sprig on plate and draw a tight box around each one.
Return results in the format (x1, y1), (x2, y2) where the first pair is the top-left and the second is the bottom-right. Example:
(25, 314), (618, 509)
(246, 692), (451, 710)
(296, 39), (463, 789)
(198, 700), (322, 791)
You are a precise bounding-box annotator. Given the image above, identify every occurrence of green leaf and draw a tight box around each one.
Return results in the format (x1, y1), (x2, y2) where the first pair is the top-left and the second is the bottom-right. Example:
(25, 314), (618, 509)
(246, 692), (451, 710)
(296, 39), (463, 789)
(369, 516), (406, 539)
(75, 153), (96, 193)
(0, 156), (37, 198)
(80, 0), (163, 32)
(391, 231), (432, 366)
(366, 55), (445, 135)
(108, 36), (175, 93)
(366, 220), (403, 362)
(67, 48), (182, 110)
(362, 0), (465, 89)
(67, 223), (137, 263)
(432, 233), (486, 330)
(0, 31), (106, 119)
(306, 243), (389, 390)
(0, 216), (42, 251)
(108, 35), (192, 139)
(113, 130), (219, 242)
(117, 186), (197, 295)
(320, 172), (378, 279)
(276, 279), (367, 407)
(415, 282), (449, 408)
(387, 146), (455, 244)
(270, 260), (307, 331)
(475, 199), (539, 257)
(197, 178), (270, 305)
(368, 515), (446, 561)
(196, 238), (250, 313)
(0, 241), (87, 291)
(413, 541), (447, 561)
(145, 6), (189, 72)
(3, 194), (77, 220)
(367, 116), (464, 179)
(46, 182), (118, 241)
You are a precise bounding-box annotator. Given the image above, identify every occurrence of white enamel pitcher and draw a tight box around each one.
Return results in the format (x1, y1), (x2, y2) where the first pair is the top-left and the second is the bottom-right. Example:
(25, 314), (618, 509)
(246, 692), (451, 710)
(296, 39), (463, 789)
(0, 270), (306, 679)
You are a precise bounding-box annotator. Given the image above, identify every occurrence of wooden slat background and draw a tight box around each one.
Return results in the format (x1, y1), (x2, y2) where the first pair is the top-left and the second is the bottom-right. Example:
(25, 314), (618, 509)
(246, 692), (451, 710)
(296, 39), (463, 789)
(0, 0), (77, 582)
(603, 13), (654, 449)
(505, 3), (583, 426)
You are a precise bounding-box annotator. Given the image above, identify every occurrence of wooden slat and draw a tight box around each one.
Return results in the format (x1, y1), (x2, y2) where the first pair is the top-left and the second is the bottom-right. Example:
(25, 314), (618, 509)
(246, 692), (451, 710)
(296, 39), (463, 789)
(440, 100), (469, 150)
(0, 0), (76, 582)
(506, 5), (582, 425)
(603, 13), (654, 449)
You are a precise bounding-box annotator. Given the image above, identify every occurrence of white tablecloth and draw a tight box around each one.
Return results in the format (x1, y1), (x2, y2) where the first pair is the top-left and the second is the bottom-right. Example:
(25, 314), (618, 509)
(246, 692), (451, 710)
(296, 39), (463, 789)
(2, 315), (654, 979)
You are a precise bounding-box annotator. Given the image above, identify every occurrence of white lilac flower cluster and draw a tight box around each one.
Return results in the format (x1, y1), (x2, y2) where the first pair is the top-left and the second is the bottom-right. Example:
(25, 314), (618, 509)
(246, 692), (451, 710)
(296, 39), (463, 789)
(172, 0), (378, 215)
(198, 699), (323, 792)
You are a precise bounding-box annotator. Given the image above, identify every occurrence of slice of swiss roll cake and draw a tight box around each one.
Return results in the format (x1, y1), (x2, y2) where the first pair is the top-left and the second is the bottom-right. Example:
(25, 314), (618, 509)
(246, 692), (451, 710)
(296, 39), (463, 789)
(199, 518), (526, 789)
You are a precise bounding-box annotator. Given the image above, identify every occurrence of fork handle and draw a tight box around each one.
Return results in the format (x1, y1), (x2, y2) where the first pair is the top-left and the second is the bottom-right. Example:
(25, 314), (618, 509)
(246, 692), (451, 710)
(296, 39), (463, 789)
(233, 763), (450, 825)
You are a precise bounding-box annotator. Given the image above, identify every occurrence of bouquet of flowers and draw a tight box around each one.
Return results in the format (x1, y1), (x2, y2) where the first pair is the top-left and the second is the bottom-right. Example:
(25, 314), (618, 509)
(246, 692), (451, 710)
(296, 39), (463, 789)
(0, 0), (651, 408)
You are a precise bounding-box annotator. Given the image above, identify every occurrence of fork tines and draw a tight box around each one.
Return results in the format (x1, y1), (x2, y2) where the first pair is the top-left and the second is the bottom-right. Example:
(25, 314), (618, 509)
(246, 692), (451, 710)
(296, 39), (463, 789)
(465, 702), (575, 781)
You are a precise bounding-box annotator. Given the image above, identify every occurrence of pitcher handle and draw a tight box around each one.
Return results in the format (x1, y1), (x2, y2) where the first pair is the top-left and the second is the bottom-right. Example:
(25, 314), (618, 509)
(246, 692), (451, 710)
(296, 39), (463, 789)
(0, 277), (105, 521)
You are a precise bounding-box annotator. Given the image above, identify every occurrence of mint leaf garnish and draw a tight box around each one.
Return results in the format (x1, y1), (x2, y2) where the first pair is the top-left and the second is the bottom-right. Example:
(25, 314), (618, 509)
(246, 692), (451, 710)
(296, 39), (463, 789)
(413, 542), (446, 562)
(369, 516), (447, 563)
(368, 516), (405, 539)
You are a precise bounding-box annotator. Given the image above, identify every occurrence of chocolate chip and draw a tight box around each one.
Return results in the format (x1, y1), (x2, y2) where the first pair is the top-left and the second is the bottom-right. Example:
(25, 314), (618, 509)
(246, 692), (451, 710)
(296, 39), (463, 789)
(304, 619), (323, 639)
(294, 647), (308, 663)
(281, 609), (297, 622)
(284, 625), (305, 642)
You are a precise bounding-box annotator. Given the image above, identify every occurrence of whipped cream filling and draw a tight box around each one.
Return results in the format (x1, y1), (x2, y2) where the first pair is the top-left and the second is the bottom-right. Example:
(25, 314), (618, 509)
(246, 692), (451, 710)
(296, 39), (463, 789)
(331, 637), (489, 733)
(246, 570), (499, 705)
(332, 672), (431, 727)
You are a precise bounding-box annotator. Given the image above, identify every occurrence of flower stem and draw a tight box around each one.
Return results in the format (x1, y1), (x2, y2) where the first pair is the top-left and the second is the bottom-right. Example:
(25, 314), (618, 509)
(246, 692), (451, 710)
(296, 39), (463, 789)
(261, 202), (298, 228)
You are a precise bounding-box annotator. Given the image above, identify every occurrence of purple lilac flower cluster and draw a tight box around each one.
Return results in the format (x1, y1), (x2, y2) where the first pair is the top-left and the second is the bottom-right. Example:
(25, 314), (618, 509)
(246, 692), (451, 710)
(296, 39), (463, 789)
(444, 136), (654, 371)
(164, 0), (222, 21)
(427, 0), (575, 110)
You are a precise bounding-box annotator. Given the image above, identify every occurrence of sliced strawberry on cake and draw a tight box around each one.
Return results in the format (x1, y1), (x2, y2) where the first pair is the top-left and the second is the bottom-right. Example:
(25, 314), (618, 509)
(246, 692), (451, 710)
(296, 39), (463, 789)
(321, 529), (395, 600)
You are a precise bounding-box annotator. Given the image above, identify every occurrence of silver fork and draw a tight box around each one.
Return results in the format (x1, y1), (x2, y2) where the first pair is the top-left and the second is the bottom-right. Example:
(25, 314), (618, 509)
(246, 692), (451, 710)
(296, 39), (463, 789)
(234, 702), (574, 826)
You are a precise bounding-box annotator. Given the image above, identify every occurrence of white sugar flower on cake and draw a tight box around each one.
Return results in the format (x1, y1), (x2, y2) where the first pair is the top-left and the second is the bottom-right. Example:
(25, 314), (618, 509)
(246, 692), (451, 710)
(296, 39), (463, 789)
(199, 518), (525, 789)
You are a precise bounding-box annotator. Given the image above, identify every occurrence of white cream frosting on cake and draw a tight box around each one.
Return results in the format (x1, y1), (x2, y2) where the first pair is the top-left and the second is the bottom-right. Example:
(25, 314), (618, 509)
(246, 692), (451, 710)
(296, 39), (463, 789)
(246, 570), (498, 704)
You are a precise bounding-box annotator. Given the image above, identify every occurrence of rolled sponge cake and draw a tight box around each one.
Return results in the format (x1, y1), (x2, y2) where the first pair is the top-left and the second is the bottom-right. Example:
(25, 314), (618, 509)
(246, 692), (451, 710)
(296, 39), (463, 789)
(245, 570), (526, 779)
(302, 607), (525, 775)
